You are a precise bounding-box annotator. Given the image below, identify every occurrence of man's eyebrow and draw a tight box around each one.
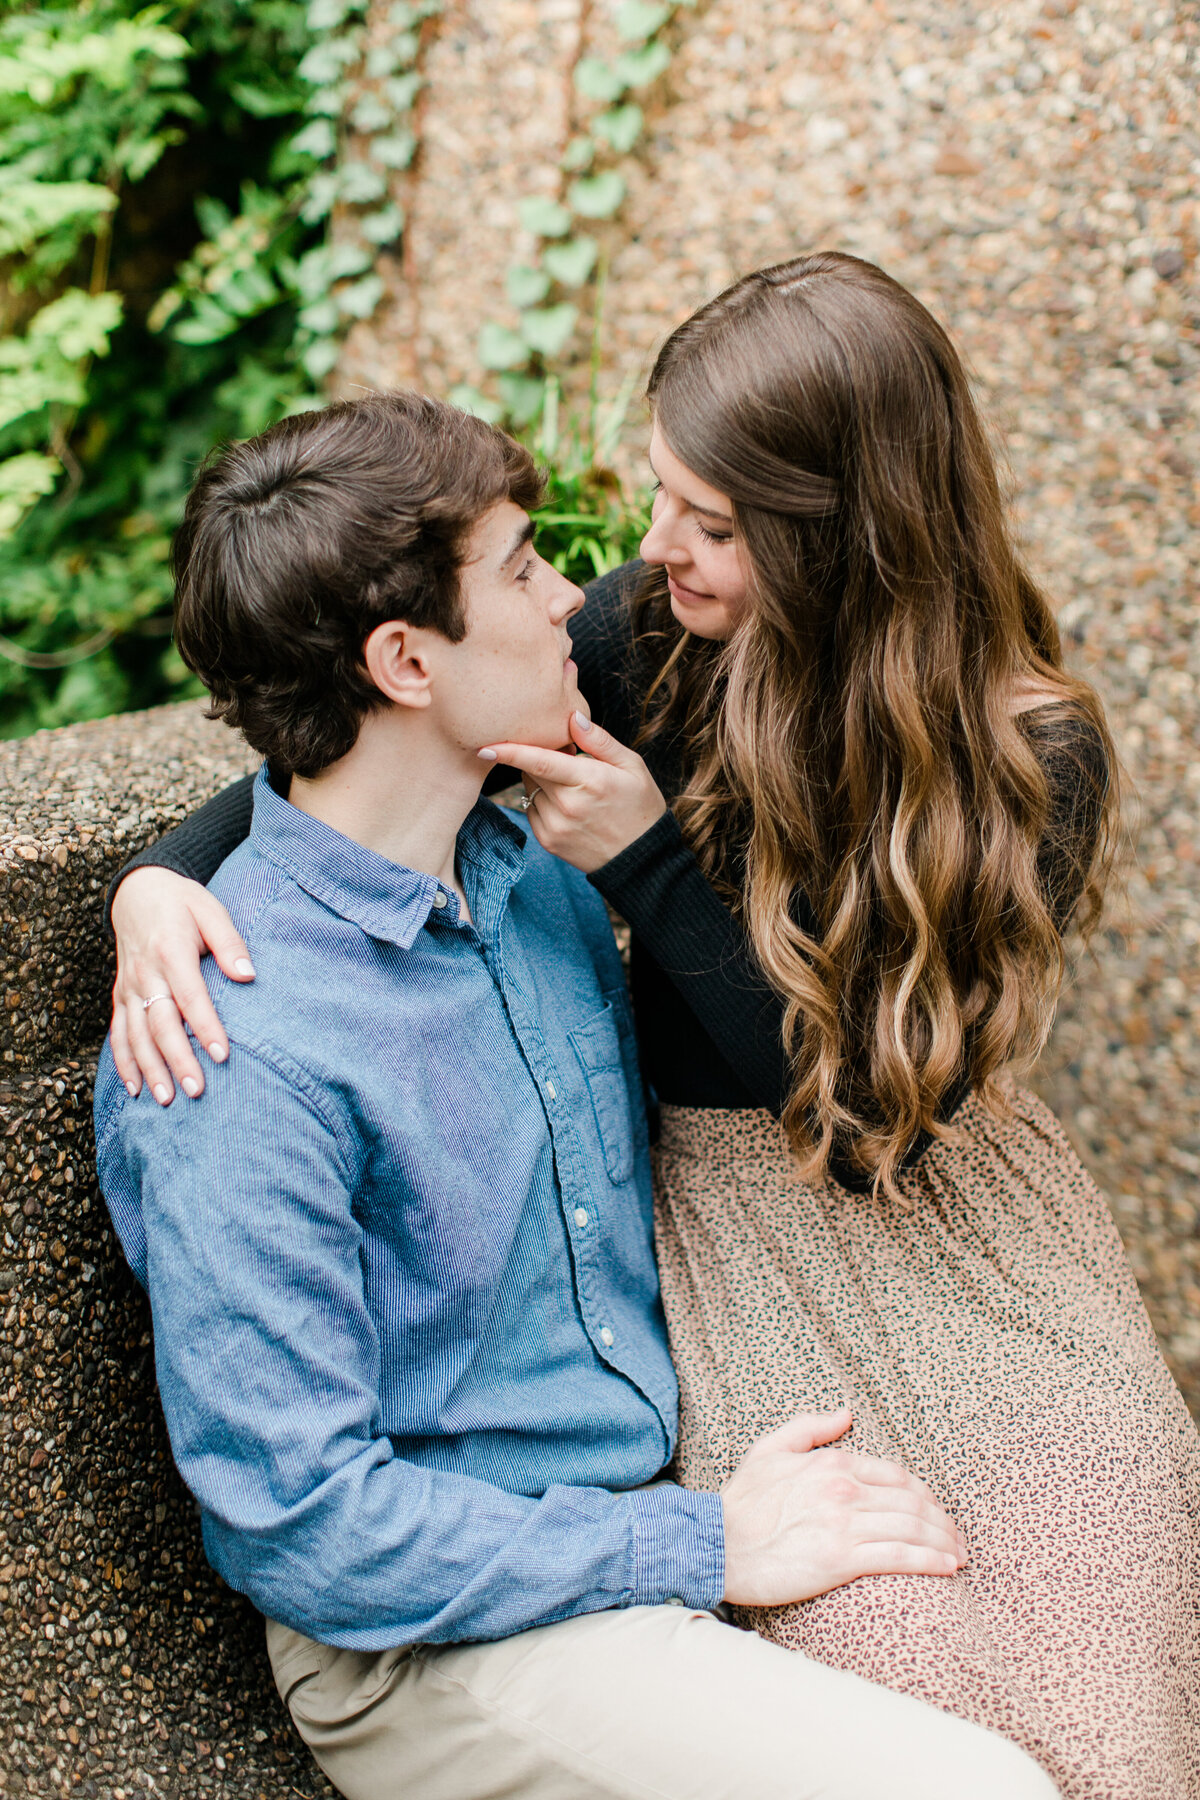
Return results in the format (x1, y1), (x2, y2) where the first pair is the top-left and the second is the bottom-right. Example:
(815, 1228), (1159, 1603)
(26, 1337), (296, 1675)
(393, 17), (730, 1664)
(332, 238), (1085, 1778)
(499, 517), (536, 570)
(647, 455), (734, 526)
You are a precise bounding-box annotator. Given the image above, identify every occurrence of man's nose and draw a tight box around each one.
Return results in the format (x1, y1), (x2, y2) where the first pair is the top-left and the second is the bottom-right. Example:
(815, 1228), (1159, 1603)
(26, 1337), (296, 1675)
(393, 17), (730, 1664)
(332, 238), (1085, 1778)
(550, 572), (585, 622)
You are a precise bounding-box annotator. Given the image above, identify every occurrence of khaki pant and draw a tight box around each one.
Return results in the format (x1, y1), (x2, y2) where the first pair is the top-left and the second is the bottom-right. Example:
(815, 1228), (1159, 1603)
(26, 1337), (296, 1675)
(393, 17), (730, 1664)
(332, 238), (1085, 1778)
(267, 1605), (1060, 1800)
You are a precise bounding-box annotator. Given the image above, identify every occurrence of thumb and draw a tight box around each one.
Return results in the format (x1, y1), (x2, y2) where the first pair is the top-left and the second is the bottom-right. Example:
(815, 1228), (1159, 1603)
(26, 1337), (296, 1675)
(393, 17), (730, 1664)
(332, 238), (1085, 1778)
(569, 710), (639, 768)
(755, 1405), (853, 1458)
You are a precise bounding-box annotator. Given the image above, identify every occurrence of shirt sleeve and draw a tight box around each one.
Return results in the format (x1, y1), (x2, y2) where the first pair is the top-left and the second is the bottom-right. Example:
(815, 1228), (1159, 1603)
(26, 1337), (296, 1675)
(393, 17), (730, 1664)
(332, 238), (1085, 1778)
(98, 1041), (724, 1651)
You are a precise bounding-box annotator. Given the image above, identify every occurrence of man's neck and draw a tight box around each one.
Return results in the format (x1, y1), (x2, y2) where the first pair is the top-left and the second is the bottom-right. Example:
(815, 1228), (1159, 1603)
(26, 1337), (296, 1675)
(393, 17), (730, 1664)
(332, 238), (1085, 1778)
(288, 714), (483, 901)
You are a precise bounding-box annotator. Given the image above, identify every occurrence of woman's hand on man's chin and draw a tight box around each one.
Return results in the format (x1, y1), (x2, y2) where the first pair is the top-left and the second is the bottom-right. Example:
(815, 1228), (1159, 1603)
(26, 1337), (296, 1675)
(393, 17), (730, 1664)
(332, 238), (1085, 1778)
(479, 711), (669, 875)
(110, 866), (255, 1104)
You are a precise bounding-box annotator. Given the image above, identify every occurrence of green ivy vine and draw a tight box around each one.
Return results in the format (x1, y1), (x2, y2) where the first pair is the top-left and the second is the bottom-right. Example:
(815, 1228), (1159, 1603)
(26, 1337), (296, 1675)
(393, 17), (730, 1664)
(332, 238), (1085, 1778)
(453, 0), (696, 430)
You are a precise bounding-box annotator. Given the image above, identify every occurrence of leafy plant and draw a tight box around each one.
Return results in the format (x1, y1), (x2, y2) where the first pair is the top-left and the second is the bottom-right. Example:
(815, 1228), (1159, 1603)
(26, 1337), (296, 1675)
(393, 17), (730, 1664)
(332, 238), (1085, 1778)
(0, 0), (436, 737)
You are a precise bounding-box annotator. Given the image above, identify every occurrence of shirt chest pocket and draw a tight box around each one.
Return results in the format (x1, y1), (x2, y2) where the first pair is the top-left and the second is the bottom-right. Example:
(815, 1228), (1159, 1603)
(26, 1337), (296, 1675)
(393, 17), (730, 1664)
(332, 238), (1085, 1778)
(569, 995), (635, 1185)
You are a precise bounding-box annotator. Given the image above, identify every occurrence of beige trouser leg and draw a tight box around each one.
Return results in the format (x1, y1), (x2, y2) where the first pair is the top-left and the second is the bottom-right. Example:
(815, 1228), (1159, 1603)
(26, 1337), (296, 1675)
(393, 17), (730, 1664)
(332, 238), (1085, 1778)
(267, 1605), (1060, 1800)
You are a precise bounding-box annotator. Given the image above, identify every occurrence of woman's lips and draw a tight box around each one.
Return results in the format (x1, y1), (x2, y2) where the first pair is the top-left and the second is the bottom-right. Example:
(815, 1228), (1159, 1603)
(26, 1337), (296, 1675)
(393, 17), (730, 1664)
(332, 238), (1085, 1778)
(667, 573), (715, 607)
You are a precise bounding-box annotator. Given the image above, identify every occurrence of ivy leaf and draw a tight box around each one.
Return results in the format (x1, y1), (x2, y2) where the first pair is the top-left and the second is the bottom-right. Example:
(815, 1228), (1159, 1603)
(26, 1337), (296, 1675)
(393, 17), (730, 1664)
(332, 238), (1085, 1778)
(302, 338), (342, 379)
(518, 196), (572, 239)
(615, 1), (672, 42)
(593, 103), (643, 154)
(506, 265), (552, 309)
(370, 131), (417, 169)
(307, 0), (363, 31)
(382, 71), (423, 110)
(360, 204), (406, 245)
(299, 172), (341, 222)
(336, 273), (385, 319)
(0, 454), (60, 543)
(573, 58), (627, 103)
(298, 299), (340, 335)
(304, 84), (346, 117)
(561, 135), (595, 173)
(449, 383), (504, 424)
(289, 118), (337, 161)
(477, 322), (530, 371)
(298, 35), (362, 86)
(339, 161), (388, 204)
(498, 374), (548, 427)
(542, 236), (598, 287)
(519, 303), (578, 359)
(568, 171), (626, 219)
(616, 41), (672, 87)
(350, 93), (392, 134)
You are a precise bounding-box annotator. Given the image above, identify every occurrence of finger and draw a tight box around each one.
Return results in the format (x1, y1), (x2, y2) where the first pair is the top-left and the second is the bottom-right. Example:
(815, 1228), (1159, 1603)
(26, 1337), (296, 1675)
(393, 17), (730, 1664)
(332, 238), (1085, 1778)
(478, 743), (584, 787)
(851, 1456), (934, 1492)
(568, 711), (639, 768)
(756, 1406), (853, 1457)
(162, 965), (232, 1069)
(847, 1482), (959, 1530)
(145, 999), (206, 1098)
(190, 892), (255, 983)
(848, 1540), (964, 1582)
(125, 1003), (177, 1107)
(109, 1001), (141, 1098)
(855, 1510), (965, 1558)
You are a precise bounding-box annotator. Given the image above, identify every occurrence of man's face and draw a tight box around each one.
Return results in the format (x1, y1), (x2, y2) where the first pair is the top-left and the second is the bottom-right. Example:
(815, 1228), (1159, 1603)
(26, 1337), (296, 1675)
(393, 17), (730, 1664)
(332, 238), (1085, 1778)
(438, 500), (586, 753)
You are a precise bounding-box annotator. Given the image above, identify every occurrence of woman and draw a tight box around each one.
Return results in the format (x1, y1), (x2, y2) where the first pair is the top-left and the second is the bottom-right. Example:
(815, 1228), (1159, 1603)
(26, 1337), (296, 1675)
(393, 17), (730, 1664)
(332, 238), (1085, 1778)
(108, 254), (1200, 1795)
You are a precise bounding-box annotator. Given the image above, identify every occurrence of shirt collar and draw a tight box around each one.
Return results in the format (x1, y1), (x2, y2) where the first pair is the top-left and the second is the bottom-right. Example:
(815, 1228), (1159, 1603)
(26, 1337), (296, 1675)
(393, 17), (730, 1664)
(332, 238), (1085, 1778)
(248, 765), (527, 950)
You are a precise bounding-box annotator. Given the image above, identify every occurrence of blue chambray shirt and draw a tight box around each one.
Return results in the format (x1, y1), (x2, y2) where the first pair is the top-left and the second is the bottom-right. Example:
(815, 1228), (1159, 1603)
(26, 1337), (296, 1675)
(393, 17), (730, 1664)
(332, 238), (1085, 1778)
(94, 769), (724, 1650)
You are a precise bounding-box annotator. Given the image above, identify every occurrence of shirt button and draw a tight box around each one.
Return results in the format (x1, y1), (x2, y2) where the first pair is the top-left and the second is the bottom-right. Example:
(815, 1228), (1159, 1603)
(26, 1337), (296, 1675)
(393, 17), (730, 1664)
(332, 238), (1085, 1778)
(545, 1080), (557, 1100)
(599, 1326), (614, 1347)
(574, 1208), (589, 1228)
(666, 1596), (687, 1607)
(431, 890), (448, 909)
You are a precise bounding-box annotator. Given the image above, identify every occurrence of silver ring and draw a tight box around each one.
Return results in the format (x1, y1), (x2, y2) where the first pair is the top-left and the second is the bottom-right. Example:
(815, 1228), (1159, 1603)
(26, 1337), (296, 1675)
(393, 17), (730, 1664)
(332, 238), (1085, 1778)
(142, 993), (174, 1013)
(519, 788), (540, 813)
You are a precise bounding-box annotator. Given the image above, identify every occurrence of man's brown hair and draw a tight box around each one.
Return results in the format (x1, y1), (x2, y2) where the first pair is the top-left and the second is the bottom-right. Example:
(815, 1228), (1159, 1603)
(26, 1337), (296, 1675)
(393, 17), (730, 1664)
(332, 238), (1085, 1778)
(173, 391), (542, 777)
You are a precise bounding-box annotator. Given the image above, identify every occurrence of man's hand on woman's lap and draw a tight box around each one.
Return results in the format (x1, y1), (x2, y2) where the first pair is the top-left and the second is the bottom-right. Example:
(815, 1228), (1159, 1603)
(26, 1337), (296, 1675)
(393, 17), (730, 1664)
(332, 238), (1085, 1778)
(720, 1407), (968, 1606)
(110, 865), (253, 1103)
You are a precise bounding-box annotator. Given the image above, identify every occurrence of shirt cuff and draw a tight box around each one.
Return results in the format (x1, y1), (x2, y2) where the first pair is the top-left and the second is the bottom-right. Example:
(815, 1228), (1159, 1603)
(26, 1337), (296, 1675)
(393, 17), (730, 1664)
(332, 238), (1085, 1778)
(625, 1483), (725, 1611)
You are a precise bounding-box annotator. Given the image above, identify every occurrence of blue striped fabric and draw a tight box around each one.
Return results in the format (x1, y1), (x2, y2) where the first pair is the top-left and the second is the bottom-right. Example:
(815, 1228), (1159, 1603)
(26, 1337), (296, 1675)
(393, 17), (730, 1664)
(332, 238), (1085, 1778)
(94, 769), (724, 1649)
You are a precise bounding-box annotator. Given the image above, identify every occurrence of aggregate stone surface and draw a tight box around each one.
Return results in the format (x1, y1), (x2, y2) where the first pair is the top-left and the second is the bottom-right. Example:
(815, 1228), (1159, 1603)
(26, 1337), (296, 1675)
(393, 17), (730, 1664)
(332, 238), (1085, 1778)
(1, 705), (336, 1796)
(349, 0), (1200, 1412)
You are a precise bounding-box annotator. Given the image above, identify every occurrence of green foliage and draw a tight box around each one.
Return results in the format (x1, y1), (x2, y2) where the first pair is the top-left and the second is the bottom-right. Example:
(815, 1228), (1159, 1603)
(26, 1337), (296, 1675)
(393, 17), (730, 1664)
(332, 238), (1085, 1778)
(529, 382), (651, 587)
(478, 1), (694, 408)
(0, 0), (437, 736)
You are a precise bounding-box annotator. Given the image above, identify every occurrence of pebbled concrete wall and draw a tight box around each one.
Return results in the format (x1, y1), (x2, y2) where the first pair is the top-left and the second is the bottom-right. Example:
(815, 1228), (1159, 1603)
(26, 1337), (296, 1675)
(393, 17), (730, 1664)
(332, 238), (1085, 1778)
(0, 704), (336, 1800)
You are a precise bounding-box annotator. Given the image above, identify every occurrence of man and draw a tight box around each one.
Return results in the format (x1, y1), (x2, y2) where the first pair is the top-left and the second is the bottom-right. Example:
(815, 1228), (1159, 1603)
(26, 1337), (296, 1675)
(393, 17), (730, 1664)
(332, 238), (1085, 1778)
(94, 393), (1056, 1800)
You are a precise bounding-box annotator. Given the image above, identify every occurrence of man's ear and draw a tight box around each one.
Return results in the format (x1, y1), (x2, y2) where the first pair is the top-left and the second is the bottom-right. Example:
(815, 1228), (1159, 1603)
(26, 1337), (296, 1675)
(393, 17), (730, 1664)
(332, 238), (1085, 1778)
(363, 619), (435, 710)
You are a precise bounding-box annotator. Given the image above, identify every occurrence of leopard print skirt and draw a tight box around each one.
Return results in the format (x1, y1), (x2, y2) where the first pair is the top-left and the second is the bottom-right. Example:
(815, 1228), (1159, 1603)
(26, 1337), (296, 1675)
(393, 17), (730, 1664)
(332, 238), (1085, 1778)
(653, 1085), (1200, 1800)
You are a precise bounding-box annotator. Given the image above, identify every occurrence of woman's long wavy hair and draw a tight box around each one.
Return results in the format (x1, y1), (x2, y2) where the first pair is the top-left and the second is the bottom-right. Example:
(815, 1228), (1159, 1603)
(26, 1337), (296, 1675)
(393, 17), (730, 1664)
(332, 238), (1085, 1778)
(636, 252), (1117, 1197)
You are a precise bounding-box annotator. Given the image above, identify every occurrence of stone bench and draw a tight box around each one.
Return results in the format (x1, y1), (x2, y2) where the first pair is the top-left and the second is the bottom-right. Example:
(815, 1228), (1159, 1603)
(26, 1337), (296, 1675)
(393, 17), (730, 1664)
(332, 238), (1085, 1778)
(1, 700), (1196, 1800)
(0, 702), (336, 1800)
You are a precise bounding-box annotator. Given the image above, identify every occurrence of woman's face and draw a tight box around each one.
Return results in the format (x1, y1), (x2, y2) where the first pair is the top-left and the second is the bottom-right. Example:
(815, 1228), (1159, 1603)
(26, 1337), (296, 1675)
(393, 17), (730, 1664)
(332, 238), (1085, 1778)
(639, 424), (750, 641)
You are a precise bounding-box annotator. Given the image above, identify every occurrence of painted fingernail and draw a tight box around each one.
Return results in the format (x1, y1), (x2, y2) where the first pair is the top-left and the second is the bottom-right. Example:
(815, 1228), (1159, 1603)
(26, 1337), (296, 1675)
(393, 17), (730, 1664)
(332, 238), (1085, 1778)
(477, 747), (498, 762)
(182, 1076), (200, 1098)
(234, 958), (255, 978)
(153, 1084), (170, 1105)
(208, 1042), (227, 1063)
(574, 711), (592, 730)
(125, 1081), (139, 1099)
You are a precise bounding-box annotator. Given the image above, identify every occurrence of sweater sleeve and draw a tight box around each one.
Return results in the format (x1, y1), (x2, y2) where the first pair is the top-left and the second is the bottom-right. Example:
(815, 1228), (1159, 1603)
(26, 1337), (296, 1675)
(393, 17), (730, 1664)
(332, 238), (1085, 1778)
(105, 772), (257, 930)
(590, 810), (792, 1115)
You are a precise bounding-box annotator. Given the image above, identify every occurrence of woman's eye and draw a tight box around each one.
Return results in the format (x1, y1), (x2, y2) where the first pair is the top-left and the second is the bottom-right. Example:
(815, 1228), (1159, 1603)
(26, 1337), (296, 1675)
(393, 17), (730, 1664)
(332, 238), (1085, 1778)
(696, 523), (732, 545)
